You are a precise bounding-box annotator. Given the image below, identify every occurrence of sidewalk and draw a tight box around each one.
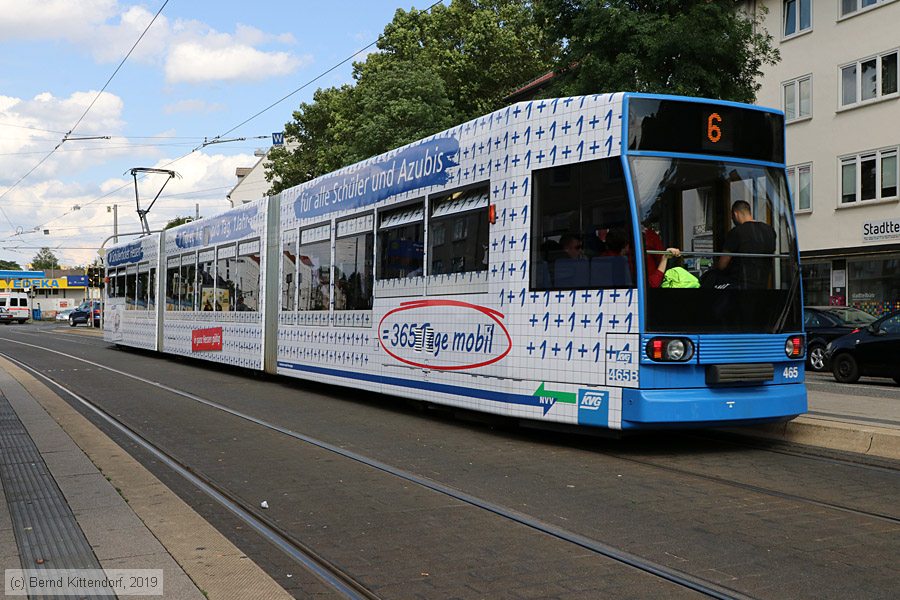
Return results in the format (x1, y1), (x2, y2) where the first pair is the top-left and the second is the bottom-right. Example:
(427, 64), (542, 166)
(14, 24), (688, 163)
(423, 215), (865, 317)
(0, 358), (292, 600)
(729, 384), (900, 460)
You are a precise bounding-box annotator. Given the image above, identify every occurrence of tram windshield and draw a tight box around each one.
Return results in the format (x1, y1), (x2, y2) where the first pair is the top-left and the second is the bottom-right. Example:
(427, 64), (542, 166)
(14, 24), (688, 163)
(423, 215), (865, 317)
(629, 157), (802, 333)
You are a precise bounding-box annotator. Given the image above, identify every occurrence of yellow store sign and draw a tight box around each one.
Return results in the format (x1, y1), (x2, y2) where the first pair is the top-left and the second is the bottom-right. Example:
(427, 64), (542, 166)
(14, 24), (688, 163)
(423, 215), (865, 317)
(0, 277), (84, 290)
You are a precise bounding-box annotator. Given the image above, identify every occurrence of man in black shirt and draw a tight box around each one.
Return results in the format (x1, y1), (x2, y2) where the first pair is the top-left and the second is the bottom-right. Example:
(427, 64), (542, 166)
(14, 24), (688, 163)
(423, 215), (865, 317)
(716, 200), (776, 288)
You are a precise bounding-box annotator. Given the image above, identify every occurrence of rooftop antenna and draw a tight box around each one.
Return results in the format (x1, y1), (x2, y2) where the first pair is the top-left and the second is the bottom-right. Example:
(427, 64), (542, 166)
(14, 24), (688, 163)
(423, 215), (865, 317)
(128, 167), (181, 235)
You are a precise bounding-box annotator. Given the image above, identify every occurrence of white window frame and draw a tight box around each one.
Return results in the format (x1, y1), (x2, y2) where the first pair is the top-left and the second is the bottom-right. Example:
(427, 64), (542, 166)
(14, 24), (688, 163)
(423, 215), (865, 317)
(787, 163), (813, 213)
(783, 0), (812, 39)
(838, 146), (900, 207)
(838, 49), (900, 109)
(783, 75), (812, 122)
(839, 0), (897, 19)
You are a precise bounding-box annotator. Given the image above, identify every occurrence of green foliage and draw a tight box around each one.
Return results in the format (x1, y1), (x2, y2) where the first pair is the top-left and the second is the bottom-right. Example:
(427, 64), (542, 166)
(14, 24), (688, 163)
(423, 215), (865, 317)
(266, 86), (355, 195)
(266, 0), (555, 193)
(0, 260), (22, 270)
(31, 247), (60, 270)
(164, 216), (195, 230)
(534, 0), (779, 104)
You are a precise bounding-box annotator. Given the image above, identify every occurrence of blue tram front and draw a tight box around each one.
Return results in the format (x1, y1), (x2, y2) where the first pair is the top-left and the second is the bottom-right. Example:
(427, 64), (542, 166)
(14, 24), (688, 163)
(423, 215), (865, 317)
(623, 96), (806, 426)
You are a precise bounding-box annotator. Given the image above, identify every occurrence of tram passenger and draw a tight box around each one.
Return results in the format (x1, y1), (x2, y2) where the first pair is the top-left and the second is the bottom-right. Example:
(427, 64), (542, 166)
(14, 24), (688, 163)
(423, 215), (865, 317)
(714, 200), (776, 289)
(604, 227), (681, 287)
(236, 296), (250, 311)
(560, 234), (586, 260)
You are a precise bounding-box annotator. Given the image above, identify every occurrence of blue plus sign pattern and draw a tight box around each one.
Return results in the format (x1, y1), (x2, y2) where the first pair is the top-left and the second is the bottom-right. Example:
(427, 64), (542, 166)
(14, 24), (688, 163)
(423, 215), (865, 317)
(274, 93), (638, 430)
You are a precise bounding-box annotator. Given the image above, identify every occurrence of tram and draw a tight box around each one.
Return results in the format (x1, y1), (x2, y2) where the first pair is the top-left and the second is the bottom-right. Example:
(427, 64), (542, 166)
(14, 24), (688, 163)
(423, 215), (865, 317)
(103, 92), (807, 430)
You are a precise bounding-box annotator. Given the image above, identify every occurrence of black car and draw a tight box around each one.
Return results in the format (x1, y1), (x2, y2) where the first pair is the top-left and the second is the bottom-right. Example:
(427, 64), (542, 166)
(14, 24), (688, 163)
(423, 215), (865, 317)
(0, 307), (14, 325)
(804, 306), (877, 372)
(826, 311), (900, 384)
(69, 301), (101, 327)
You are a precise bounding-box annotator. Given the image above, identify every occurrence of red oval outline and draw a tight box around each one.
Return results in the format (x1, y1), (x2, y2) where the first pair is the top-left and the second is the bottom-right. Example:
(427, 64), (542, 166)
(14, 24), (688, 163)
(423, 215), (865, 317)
(378, 300), (512, 370)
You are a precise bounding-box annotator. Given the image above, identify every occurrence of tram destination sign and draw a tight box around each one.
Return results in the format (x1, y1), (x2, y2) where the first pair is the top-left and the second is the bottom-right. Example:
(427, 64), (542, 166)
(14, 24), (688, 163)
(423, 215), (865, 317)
(627, 97), (784, 163)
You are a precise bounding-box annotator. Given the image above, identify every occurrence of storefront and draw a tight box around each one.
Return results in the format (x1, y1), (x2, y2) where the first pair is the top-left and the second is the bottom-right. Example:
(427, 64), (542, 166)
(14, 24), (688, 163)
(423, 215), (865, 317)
(801, 240), (900, 317)
(0, 274), (95, 317)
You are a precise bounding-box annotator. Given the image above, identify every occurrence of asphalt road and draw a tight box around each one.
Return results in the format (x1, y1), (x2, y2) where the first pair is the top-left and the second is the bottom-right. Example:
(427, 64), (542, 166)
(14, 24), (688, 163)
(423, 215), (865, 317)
(2, 323), (899, 599)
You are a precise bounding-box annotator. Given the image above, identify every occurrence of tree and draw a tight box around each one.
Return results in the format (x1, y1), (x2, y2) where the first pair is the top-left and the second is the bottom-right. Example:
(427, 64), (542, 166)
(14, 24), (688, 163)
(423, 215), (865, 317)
(266, 0), (556, 193)
(165, 216), (195, 230)
(31, 248), (60, 270)
(0, 260), (22, 270)
(266, 85), (355, 194)
(347, 60), (457, 161)
(534, 0), (779, 104)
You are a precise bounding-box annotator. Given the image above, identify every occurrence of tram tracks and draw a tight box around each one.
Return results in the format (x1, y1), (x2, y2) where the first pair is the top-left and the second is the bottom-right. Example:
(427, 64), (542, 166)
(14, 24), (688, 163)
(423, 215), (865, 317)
(2, 340), (749, 600)
(6, 335), (900, 598)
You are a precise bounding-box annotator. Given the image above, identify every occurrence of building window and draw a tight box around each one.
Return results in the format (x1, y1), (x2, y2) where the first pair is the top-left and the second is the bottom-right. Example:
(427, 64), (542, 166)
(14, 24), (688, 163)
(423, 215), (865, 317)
(800, 261), (832, 306)
(783, 75), (812, 121)
(840, 147), (899, 205)
(840, 50), (899, 107)
(783, 0), (811, 37)
(841, 0), (895, 18)
(848, 255), (900, 316)
(787, 163), (812, 212)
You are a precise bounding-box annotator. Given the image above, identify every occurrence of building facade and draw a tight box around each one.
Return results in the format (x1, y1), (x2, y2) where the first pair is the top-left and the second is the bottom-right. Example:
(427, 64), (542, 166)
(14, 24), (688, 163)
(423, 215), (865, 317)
(753, 0), (900, 315)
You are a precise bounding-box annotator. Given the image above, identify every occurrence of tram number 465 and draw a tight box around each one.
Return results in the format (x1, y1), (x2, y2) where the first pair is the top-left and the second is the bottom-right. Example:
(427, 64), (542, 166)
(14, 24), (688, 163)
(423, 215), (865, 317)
(783, 366), (800, 379)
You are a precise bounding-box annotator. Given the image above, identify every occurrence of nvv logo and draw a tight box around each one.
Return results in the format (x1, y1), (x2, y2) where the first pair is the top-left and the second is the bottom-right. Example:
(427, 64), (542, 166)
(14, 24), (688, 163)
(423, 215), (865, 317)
(579, 390), (608, 411)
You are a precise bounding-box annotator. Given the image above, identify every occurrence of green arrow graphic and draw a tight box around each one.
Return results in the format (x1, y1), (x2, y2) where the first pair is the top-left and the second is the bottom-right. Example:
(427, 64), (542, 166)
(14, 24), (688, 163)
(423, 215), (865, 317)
(533, 382), (577, 412)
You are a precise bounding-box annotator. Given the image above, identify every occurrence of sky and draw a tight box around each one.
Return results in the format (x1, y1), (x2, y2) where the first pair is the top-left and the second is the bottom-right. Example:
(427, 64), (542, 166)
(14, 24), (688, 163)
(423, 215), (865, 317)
(0, 0), (439, 268)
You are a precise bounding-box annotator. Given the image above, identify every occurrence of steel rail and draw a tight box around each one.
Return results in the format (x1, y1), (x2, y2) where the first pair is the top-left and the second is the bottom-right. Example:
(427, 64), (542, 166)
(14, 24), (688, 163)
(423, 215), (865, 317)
(0, 351), (379, 600)
(2, 338), (750, 600)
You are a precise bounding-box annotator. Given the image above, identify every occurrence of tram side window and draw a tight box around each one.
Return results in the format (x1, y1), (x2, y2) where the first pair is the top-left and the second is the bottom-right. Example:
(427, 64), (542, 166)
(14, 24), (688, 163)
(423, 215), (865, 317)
(148, 267), (156, 310)
(429, 186), (489, 276)
(234, 240), (261, 311)
(116, 268), (127, 301)
(531, 157), (635, 290)
(166, 258), (179, 311)
(136, 263), (149, 309)
(179, 253), (196, 311)
(198, 250), (215, 311)
(377, 203), (424, 279)
(216, 245), (236, 311)
(335, 215), (374, 310)
(282, 230), (298, 311)
(125, 266), (137, 309)
(298, 225), (331, 311)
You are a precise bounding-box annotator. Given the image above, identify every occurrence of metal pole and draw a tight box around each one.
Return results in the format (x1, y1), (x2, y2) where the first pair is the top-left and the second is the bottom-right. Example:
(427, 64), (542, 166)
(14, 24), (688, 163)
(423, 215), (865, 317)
(113, 205), (119, 244)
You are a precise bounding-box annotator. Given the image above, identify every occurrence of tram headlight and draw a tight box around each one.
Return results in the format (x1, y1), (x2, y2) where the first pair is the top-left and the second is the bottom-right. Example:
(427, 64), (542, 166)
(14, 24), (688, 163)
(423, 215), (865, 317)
(646, 337), (694, 362)
(785, 335), (804, 359)
(666, 339), (688, 361)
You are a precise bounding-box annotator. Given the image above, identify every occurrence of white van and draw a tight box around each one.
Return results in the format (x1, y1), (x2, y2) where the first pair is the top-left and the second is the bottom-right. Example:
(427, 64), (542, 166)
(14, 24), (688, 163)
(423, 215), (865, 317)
(0, 292), (30, 323)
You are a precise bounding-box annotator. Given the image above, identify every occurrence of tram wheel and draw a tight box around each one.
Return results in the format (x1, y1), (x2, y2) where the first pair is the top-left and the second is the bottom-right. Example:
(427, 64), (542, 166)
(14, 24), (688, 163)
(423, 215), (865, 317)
(832, 354), (859, 384)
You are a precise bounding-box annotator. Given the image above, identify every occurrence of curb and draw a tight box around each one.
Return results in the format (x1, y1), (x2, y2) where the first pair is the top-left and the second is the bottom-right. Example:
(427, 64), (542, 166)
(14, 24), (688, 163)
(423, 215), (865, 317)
(724, 415), (900, 461)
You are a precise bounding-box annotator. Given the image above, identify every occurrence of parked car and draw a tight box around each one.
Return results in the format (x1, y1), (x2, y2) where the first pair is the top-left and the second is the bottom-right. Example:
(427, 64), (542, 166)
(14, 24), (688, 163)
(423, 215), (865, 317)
(56, 308), (75, 321)
(804, 306), (877, 371)
(69, 301), (101, 327)
(0, 307), (14, 325)
(826, 311), (900, 384)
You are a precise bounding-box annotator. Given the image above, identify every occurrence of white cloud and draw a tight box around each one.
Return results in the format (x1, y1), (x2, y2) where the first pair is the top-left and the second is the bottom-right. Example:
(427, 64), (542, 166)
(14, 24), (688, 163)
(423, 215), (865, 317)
(0, 2), (308, 84)
(165, 42), (309, 84)
(0, 1), (118, 40)
(0, 90), (139, 182)
(2, 150), (254, 266)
